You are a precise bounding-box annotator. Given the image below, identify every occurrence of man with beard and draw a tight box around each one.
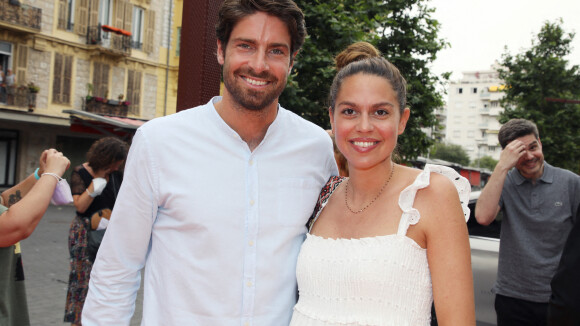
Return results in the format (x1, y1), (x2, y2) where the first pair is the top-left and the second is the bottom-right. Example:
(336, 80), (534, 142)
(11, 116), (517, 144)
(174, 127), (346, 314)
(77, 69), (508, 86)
(475, 118), (580, 326)
(82, 1), (337, 325)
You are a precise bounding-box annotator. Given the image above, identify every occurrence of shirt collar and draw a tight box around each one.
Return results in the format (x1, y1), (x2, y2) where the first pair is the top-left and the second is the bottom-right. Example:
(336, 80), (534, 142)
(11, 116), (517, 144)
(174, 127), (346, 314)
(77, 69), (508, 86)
(513, 161), (553, 185)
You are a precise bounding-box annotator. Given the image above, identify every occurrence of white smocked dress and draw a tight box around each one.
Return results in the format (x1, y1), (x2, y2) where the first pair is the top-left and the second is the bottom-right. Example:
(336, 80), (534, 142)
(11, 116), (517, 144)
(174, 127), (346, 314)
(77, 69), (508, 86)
(289, 164), (471, 326)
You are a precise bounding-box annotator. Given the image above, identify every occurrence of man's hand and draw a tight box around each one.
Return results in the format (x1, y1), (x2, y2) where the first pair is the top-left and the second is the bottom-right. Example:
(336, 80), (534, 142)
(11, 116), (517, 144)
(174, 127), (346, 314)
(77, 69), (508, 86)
(496, 140), (526, 172)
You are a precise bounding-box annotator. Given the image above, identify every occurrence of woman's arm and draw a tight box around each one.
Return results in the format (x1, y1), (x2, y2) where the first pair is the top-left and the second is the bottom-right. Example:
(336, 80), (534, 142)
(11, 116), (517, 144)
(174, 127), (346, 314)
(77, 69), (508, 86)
(420, 174), (476, 326)
(73, 166), (110, 213)
(0, 150), (70, 247)
(0, 149), (49, 206)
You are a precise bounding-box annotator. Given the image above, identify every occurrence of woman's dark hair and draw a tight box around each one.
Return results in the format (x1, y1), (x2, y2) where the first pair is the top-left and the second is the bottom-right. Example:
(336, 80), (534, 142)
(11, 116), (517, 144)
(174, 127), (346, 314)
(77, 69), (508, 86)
(329, 42), (407, 114)
(86, 137), (129, 172)
(216, 0), (306, 57)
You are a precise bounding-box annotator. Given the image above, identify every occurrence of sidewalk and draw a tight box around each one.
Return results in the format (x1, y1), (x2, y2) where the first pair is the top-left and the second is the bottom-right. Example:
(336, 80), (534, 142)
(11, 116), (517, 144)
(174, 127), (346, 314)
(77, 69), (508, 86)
(20, 205), (143, 325)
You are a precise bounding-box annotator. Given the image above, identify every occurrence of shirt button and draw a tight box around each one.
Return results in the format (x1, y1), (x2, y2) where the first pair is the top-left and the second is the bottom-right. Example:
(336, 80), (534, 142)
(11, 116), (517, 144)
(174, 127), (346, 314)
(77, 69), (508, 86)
(244, 323), (250, 326)
(250, 200), (255, 206)
(247, 281), (253, 287)
(248, 240), (254, 246)
(249, 160), (254, 166)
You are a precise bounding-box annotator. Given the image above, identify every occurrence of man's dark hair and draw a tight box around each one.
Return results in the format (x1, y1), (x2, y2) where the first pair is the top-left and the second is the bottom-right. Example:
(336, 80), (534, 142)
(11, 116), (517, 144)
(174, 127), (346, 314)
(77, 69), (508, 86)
(216, 0), (306, 56)
(498, 118), (540, 149)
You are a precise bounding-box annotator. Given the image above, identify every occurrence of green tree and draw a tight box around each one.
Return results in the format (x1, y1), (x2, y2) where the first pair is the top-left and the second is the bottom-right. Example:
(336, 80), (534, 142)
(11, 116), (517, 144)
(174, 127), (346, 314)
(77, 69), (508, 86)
(498, 19), (580, 173)
(429, 143), (470, 166)
(280, 0), (448, 162)
(472, 155), (498, 171)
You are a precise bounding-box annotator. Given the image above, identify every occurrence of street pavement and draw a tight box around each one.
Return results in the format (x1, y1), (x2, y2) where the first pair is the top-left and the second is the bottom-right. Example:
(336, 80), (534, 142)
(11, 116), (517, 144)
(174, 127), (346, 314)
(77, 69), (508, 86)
(20, 204), (143, 325)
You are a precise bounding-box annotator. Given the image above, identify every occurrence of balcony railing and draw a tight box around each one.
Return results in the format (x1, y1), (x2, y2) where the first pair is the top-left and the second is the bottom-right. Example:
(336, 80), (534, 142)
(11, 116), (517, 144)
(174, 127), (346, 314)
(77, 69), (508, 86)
(0, 0), (42, 31)
(83, 97), (129, 117)
(2, 85), (38, 110)
(87, 25), (132, 57)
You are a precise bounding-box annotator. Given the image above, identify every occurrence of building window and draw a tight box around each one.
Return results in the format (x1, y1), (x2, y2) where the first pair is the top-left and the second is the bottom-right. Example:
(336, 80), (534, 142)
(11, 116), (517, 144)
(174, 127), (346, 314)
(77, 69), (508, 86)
(126, 70), (142, 115)
(0, 130), (18, 187)
(99, 0), (113, 26)
(132, 7), (144, 50)
(468, 130), (475, 138)
(469, 101), (476, 109)
(491, 100), (499, 108)
(57, 0), (75, 31)
(92, 62), (110, 98)
(457, 87), (463, 94)
(52, 53), (73, 104)
(472, 87), (477, 94)
(453, 130), (461, 138)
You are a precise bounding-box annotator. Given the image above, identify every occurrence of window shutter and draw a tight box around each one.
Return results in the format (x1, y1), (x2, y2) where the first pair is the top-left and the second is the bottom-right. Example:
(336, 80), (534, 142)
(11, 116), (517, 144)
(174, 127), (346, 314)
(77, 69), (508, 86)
(93, 62), (109, 98)
(63, 56), (73, 104)
(115, 0), (124, 29)
(52, 53), (63, 103)
(143, 10), (155, 53)
(89, 0), (99, 27)
(15, 45), (28, 85)
(57, 0), (67, 30)
(127, 70), (141, 115)
(74, 0), (89, 35)
(123, 2), (133, 33)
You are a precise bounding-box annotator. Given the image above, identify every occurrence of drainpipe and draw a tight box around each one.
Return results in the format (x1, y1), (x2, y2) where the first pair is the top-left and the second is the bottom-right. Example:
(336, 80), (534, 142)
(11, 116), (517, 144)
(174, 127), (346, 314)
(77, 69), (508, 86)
(163, 0), (173, 117)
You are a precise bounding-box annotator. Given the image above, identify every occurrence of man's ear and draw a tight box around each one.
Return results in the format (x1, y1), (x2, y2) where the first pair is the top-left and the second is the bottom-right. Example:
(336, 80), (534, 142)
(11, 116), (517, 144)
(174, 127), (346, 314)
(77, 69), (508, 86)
(217, 40), (225, 65)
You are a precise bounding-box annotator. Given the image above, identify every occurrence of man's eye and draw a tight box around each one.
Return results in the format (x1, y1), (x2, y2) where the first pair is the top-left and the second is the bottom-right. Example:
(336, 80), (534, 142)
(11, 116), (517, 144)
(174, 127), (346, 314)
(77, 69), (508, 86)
(342, 108), (355, 115)
(375, 109), (389, 116)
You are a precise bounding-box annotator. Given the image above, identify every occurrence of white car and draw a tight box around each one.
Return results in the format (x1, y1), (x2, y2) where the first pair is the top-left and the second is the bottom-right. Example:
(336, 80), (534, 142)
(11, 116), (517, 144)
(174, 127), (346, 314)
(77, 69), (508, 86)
(432, 190), (501, 326)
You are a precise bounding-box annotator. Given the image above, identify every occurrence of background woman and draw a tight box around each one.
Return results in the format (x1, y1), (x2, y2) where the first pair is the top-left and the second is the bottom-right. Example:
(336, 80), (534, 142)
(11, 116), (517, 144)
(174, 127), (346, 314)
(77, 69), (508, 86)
(290, 42), (475, 325)
(63, 137), (128, 325)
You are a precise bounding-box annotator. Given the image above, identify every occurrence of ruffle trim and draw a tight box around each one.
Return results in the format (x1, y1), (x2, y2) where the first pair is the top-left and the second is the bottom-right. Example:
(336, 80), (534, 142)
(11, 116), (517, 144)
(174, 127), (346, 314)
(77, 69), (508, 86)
(398, 164), (471, 228)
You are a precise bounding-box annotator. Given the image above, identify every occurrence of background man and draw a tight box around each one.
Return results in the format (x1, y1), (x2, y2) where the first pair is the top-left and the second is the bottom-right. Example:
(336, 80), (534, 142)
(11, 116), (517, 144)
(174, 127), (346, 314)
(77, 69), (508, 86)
(475, 118), (580, 326)
(82, 0), (337, 325)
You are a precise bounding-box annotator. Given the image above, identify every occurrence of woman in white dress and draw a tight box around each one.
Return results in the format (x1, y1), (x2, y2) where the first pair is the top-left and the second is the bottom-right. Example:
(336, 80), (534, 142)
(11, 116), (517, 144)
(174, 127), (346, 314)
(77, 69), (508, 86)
(290, 42), (476, 326)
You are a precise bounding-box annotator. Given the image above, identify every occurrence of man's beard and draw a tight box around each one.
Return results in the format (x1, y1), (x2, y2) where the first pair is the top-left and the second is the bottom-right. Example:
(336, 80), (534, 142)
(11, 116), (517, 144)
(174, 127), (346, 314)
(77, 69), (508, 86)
(223, 67), (287, 111)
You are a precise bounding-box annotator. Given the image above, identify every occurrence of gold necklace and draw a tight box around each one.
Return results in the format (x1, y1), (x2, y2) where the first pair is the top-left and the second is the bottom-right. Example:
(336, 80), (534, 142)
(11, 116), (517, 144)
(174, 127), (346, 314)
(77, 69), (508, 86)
(344, 163), (395, 214)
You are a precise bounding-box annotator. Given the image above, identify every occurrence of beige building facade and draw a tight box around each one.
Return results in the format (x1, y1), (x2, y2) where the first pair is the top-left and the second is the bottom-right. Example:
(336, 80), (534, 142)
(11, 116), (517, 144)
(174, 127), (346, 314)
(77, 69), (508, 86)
(0, 0), (182, 187)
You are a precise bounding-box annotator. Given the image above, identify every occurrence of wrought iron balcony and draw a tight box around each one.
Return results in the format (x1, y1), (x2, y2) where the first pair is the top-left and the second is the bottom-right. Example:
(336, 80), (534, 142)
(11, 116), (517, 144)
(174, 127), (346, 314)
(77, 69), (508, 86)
(87, 25), (132, 57)
(0, 0), (42, 32)
(83, 97), (129, 117)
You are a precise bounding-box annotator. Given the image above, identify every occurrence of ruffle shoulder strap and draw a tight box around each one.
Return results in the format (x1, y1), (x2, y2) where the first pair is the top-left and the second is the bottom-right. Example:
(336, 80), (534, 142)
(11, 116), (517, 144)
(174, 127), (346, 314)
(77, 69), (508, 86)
(397, 164), (471, 236)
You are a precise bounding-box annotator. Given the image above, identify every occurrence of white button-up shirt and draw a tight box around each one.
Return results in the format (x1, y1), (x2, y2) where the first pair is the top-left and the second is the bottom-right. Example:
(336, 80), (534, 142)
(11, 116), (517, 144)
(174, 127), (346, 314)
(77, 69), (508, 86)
(83, 97), (338, 325)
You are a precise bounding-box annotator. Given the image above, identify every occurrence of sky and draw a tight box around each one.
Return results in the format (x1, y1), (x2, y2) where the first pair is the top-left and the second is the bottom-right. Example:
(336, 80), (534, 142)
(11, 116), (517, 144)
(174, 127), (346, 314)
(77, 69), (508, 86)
(429, 0), (580, 81)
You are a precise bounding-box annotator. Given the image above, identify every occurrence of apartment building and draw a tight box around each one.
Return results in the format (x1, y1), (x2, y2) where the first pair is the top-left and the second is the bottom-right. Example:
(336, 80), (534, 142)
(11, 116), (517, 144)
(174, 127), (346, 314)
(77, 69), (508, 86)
(444, 69), (505, 162)
(0, 0), (182, 186)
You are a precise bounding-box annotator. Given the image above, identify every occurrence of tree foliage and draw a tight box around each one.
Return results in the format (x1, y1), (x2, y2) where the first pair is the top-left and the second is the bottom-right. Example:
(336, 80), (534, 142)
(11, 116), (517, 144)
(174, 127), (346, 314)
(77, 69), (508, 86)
(429, 143), (470, 167)
(498, 19), (580, 173)
(472, 155), (498, 171)
(280, 0), (448, 162)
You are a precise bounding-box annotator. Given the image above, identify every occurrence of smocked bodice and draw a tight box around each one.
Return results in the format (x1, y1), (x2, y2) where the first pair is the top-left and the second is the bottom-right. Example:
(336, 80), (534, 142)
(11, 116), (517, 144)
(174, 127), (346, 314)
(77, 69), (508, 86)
(289, 164), (470, 326)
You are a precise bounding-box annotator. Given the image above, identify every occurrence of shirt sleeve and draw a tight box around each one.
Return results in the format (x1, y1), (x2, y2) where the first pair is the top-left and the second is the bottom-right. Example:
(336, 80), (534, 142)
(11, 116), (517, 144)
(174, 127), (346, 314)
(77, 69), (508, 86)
(82, 128), (159, 325)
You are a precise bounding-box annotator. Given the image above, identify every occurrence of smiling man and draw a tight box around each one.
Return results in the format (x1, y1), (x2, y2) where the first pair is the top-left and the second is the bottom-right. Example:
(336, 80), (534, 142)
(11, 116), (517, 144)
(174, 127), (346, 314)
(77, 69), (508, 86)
(81, 1), (337, 325)
(475, 118), (580, 326)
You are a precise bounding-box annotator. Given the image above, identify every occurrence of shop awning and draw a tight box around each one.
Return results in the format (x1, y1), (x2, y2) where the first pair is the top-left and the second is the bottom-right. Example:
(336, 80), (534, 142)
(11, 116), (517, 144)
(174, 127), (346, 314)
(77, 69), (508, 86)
(63, 109), (147, 138)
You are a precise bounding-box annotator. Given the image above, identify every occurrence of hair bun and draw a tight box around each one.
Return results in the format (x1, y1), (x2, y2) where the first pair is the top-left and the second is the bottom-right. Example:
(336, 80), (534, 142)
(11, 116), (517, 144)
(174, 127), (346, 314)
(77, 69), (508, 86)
(335, 42), (381, 71)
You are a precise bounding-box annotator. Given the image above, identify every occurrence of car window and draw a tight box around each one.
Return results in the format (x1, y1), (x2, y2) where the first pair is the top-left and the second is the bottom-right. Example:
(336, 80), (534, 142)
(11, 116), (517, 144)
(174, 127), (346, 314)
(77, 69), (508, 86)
(467, 200), (502, 239)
